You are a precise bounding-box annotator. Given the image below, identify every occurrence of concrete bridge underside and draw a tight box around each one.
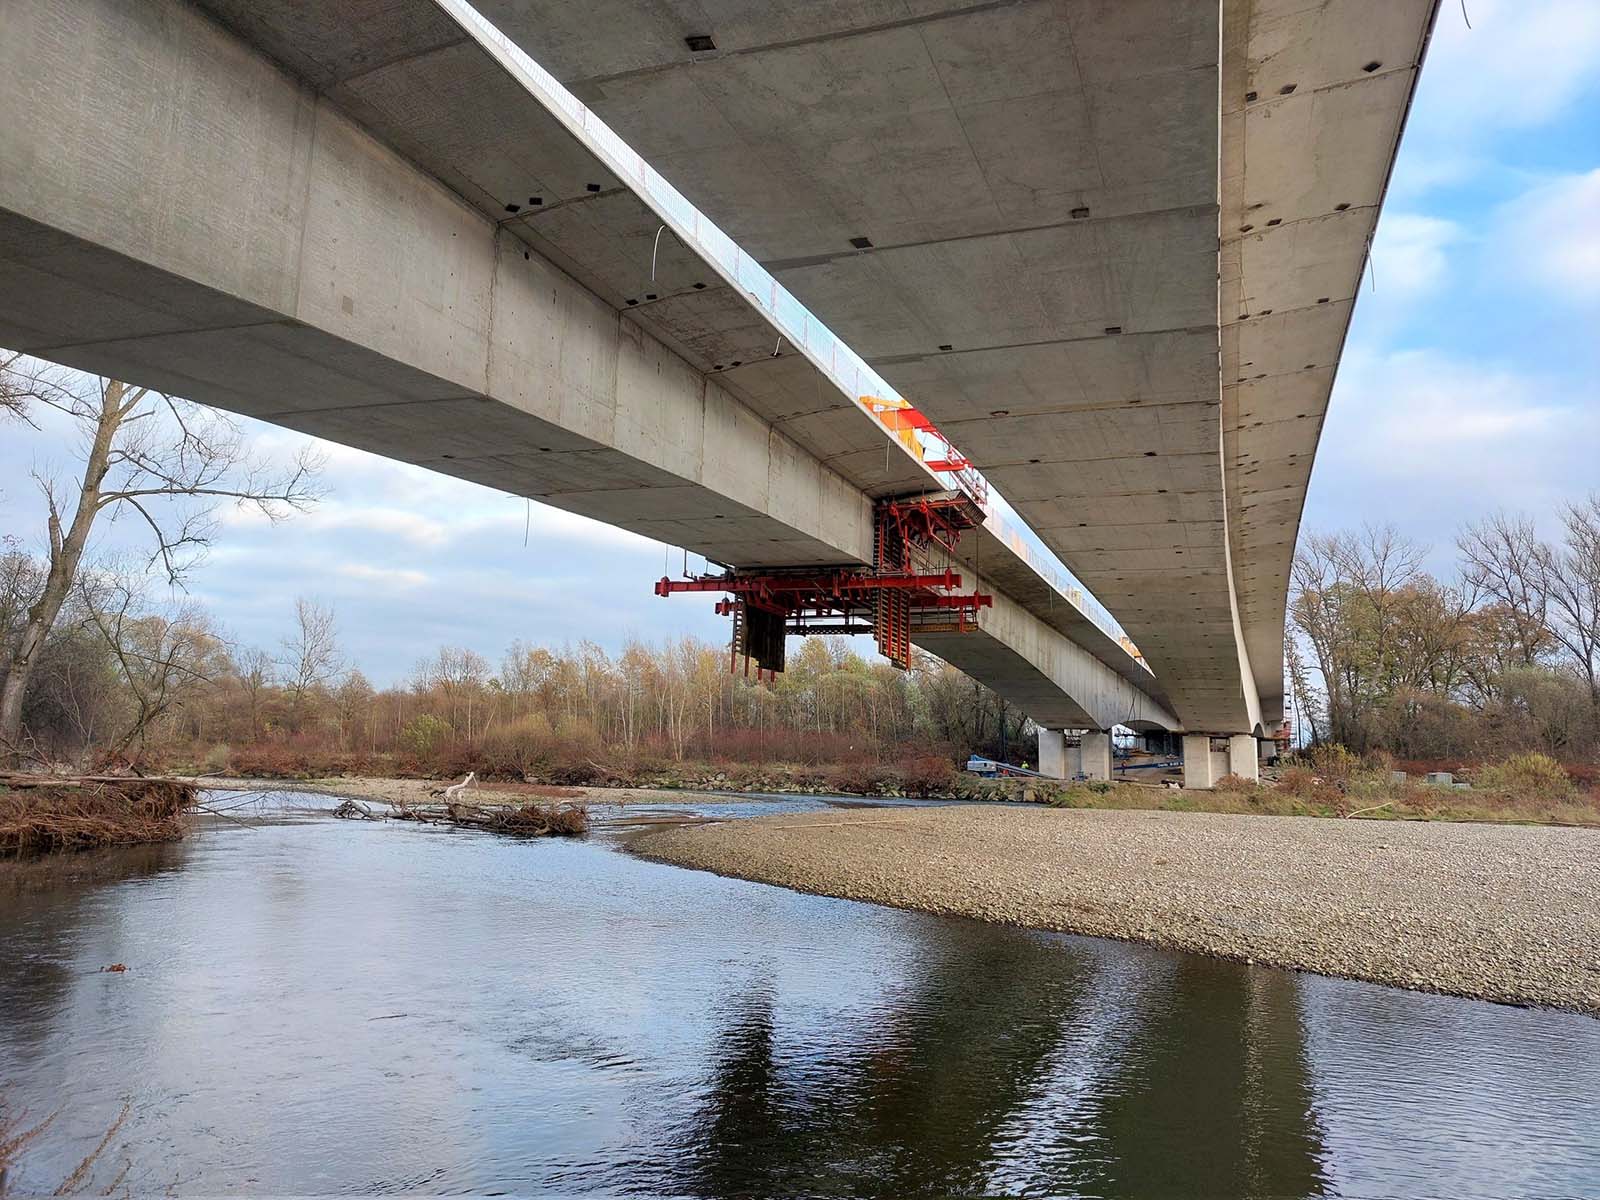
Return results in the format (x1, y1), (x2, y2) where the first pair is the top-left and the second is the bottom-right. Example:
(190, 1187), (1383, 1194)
(0, 0), (1179, 737)
(471, 0), (1439, 736)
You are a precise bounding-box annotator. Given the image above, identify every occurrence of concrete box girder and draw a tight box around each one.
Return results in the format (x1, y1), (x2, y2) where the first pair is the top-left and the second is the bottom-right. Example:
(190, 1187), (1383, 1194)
(0, 0), (879, 573)
(885, 331), (1221, 417)
(2, 0), (1179, 739)
(462, 0), (1247, 730)
(463, 0), (1437, 735)
(1220, 0), (1440, 721)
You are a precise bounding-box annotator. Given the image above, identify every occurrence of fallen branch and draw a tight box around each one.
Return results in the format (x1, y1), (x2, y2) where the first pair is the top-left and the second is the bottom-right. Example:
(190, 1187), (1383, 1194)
(332, 798), (380, 821)
(1345, 800), (1395, 819)
(385, 797), (588, 838)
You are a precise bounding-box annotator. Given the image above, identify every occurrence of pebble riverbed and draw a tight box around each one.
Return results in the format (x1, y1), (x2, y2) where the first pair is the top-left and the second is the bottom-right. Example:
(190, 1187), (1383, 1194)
(636, 804), (1600, 1015)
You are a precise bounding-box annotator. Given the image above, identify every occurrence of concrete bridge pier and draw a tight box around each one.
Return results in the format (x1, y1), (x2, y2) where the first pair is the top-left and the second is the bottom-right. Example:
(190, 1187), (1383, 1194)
(1080, 733), (1113, 782)
(1182, 734), (1261, 788)
(1037, 730), (1112, 782)
(1038, 729), (1067, 780)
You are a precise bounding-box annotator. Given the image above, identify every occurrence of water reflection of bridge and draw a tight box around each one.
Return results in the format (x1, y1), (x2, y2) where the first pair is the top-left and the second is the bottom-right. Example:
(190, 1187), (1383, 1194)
(6, 816), (1599, 1195)
(684, 921), (1329, 1198)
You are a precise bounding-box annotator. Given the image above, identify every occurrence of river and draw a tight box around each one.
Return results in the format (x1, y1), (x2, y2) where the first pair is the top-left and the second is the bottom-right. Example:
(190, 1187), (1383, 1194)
(2, 794), (1597, 1197)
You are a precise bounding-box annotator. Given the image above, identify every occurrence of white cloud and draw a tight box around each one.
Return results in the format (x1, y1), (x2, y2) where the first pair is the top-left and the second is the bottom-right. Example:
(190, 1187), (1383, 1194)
(337, 563), (430, 589)
(1416, 0), (1600, 134)
(1502, 169), (1600, 301)
(1306, 347), (1596, 564)
(220, 502), (453, 547)
(1334, 348), (1568, 456)
(1370, 213), (1461, 297)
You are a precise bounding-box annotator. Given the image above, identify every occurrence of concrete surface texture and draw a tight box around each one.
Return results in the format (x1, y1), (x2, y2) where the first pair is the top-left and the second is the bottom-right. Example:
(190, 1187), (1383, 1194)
(0, 0), (1172, 734)
(471, 0), (1439, 733)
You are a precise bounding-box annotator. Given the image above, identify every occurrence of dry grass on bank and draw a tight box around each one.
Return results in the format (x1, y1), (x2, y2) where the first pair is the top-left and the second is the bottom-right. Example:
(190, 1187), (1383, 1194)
(1045, 750), (1600, 827)
(182, 739), (978, 800)
(184, 737), (1600, 823)
(0, 777), (197, 858)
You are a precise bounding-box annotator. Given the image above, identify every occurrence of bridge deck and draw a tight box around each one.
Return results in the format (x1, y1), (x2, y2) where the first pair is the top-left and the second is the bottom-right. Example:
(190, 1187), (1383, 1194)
(0, 0), (1177, 732)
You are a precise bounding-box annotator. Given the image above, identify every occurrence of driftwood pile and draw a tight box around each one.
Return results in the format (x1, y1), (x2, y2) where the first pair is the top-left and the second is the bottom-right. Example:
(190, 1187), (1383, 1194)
(0, 774), (197, 857)
(334, 776), (588, 839)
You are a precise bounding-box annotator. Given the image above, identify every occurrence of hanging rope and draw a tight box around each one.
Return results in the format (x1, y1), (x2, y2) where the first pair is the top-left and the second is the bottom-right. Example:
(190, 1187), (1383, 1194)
(651, 224), (667, 282)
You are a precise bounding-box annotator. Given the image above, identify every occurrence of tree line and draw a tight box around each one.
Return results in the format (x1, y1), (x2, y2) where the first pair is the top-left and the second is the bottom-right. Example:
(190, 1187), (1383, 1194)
(7, 354), (1597, 774)
(1288, 507), (1600, 764)
(0, 357), (1034, 771)
(0, 575), (1033, 770)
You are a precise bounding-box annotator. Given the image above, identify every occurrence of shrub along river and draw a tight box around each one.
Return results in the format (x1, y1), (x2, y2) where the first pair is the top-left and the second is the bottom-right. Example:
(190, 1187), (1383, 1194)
(2, 793), (1598, 1197)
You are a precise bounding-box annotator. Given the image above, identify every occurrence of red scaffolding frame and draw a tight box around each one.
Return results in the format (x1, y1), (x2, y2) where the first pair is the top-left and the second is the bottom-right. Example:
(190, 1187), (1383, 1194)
(654, 492), (992, 676)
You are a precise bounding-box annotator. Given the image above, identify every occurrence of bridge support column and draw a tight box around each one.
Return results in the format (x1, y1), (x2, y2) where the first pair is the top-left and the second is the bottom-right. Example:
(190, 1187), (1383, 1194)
(1228, 734), (1261, 783)
(1182, 734), (1260, 787)
(1037, 729), (1068, 779)
(1080, 732), (1112, 782)
(1182, 734), (1220, 789)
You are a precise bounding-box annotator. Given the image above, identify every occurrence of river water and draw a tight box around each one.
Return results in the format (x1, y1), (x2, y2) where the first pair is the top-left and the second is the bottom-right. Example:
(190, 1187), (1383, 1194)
(2, 795), (1598, 1198)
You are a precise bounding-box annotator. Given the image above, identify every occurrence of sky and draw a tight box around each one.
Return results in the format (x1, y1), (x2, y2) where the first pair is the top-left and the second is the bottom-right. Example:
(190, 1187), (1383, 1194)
(3, 0), (1597, 686)
(1301, 0), (1600, 564)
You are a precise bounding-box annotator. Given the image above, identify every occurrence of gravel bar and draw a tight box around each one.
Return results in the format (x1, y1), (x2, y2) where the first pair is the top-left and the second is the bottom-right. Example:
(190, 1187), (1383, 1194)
(634, 804), (1600, 1015)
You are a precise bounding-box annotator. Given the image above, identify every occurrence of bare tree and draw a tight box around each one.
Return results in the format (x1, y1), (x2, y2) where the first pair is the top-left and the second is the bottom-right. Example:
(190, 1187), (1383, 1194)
(77, 570), (226, 758)
(237, 646), (277, 740)
(1460, 501), (1600, 707)
(280, 598), (342, 731)
(412, 646), (491, 739)
(0, 358), (321, 760)
(1288, 525), (1467, 749)
(1542, 497), (1600, 706)
(0, 350), (27, 421)
(0, 549), (43, 653)
(1457, 511), (1550, 667)
(334, 669), (376, 750)
(1283, 633), (1321, 746)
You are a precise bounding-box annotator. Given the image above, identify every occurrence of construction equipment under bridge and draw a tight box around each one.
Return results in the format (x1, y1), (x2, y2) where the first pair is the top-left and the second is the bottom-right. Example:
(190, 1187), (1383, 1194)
(656, 491), (992, 680)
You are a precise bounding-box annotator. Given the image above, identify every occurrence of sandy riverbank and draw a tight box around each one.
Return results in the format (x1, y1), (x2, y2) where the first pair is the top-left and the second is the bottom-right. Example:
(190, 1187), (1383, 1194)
(635, 803), (1600, 1016)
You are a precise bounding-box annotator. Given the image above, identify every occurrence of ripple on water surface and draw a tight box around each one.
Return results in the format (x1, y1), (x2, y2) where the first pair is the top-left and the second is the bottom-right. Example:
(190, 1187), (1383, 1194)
(1, 801), (1597, 1197)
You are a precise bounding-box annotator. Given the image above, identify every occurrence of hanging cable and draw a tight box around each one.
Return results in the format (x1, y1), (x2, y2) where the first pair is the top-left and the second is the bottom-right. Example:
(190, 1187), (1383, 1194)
(651, 224), (667, 282)
(1460, 0), (1471, 29)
